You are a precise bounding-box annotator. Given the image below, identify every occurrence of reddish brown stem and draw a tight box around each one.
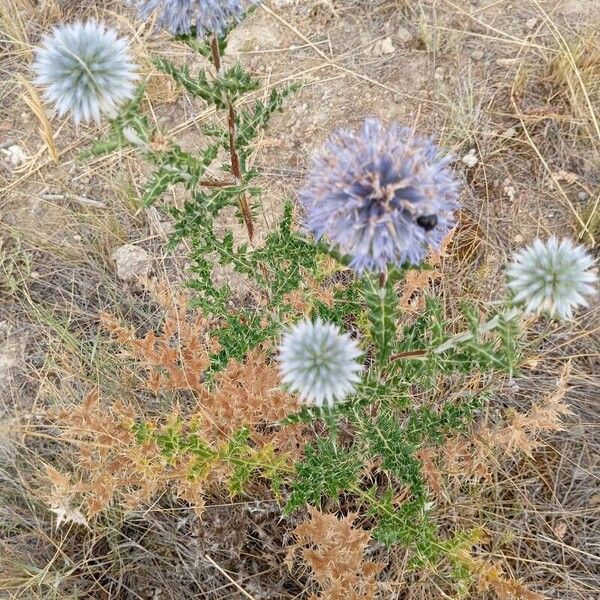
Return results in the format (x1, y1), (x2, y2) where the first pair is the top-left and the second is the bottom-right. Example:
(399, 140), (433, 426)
(210, 34), (221, 73)
(210, 33), (254, 242)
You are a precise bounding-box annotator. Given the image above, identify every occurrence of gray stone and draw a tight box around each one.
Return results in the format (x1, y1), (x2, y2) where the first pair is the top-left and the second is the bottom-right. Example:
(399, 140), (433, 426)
(111, 244), (152, 282)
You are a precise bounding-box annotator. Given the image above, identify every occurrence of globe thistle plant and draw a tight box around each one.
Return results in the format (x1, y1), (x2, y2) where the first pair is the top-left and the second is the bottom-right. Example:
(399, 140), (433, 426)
(33, 21), (137, 124)
(130, 0), (261, 38)
(507, 237), (597, 320)
(299, 118), (460, 273)
(278, 319), (362, 409)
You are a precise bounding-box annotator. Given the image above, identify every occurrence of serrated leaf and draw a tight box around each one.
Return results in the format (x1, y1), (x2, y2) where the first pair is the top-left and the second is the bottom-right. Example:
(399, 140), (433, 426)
(143, 168), (186, 206)
(285, 438), (362, 513)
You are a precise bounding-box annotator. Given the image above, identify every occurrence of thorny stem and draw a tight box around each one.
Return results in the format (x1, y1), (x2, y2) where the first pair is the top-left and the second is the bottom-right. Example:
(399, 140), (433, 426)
(433, 307), (521, 354)
(210, 34), (254, 242)
(389, 307), (523, 362)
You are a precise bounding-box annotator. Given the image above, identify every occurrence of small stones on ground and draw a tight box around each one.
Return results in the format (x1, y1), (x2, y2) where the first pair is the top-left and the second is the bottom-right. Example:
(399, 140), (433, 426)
(577, 191), (589, 202)
(502, 178), (517, 202)
(461, 149), (479, 168)
(111, 244), (152, 282)
(380, 37), (395, 55)
(501, 126), (518, 138)
(396, 26), (413, 45)
(372, 37), (395, 56)
(434, 67), (444, 81)
(471, 49), (484, 61)
(526, 17), (538, 29)
(1, 144), (27, 169)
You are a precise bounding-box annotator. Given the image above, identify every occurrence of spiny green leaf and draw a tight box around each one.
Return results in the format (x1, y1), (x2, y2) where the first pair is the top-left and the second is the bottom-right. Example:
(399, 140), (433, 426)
(154, 59), (259, 108)
(285, 438), (362, 513)
(142, 169), (186, 206)
(362, 272), (399, 364)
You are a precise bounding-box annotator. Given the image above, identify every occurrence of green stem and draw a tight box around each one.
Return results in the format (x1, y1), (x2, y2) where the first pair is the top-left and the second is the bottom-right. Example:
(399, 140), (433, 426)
(433, 307), (521, 354)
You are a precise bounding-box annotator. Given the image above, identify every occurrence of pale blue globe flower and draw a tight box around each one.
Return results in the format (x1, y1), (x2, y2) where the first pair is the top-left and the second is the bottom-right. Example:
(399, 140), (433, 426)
(299, 118), (461, 274)
(130, 0), (261, 38)
(507, 237), (597, 320)
(33, 21), (137, 124)
(278, 319), (362, 408)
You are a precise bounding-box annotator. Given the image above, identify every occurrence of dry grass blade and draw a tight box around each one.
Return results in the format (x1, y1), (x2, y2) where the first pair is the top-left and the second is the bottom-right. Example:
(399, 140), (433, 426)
(533, 0), (600, 147)
(204, 554), (257, 600)
(0, 0), (32, 53)
(17, 75), (59, 163)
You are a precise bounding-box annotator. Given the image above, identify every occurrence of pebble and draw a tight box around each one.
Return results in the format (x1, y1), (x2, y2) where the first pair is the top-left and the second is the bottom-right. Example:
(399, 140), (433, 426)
(471, 49), (484, 61)
(461, 149), (479, 168)
(372, 37), (396, 56)
(577, 191), (589, 202)
(2, 144), (27, 168)
(397, 27), (413, 44)
(381, 37), (396, 54)
(111, 244), (152, 282)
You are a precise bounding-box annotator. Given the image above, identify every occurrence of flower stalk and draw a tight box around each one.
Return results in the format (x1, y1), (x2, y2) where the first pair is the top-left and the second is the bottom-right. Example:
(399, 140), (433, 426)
(433, 307), (521, 354)
(210, 33), (254, 241)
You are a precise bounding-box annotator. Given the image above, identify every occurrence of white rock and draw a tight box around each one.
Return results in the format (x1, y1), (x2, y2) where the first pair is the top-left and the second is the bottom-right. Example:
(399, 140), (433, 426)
(111, 244), (152, 282)
(373, 37), (396, 56)
(461, 149), (479, 168)
(381, 37), (396, 54)
(2, 144), (27, 168)
(526, 17), (537, 29)
(397, 27), (413, 44)
(578, 191), (589, 202)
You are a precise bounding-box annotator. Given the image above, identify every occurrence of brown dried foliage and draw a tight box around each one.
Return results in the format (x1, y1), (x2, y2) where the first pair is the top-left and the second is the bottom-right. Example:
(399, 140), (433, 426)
(453, 547), (546, 600)
(288, 507), (383, 600)
(53, 390), (167, 516)
(101, 281), (216, 396)
(399, 228), (454, 313)
(101, 280), (301, 444)
(282, 270), (336, 318)
(422, 362), (573, 489)
(51, 281), (303, 517)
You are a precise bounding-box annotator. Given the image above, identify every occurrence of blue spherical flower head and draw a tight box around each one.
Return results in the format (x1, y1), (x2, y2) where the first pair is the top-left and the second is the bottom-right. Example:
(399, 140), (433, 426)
(299, 118), (461, 273)
(507, 236), (597, 320)
(33, 21), (137, 124)
(131, 0), (261, 38)
(278, 318), (362, 409)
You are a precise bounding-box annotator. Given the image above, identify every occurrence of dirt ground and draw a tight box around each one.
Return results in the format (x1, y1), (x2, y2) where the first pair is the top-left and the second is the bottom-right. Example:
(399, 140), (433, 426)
(1, 0), (599, 598)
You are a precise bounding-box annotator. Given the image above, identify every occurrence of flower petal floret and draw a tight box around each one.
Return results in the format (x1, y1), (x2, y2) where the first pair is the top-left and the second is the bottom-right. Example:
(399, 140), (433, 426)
(130, 0), (261, 39)
(278, 318), (362, 408)
(507, 236), (597, 320)
(299, 118), (461, 273)
(33, 21), (137, 124)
